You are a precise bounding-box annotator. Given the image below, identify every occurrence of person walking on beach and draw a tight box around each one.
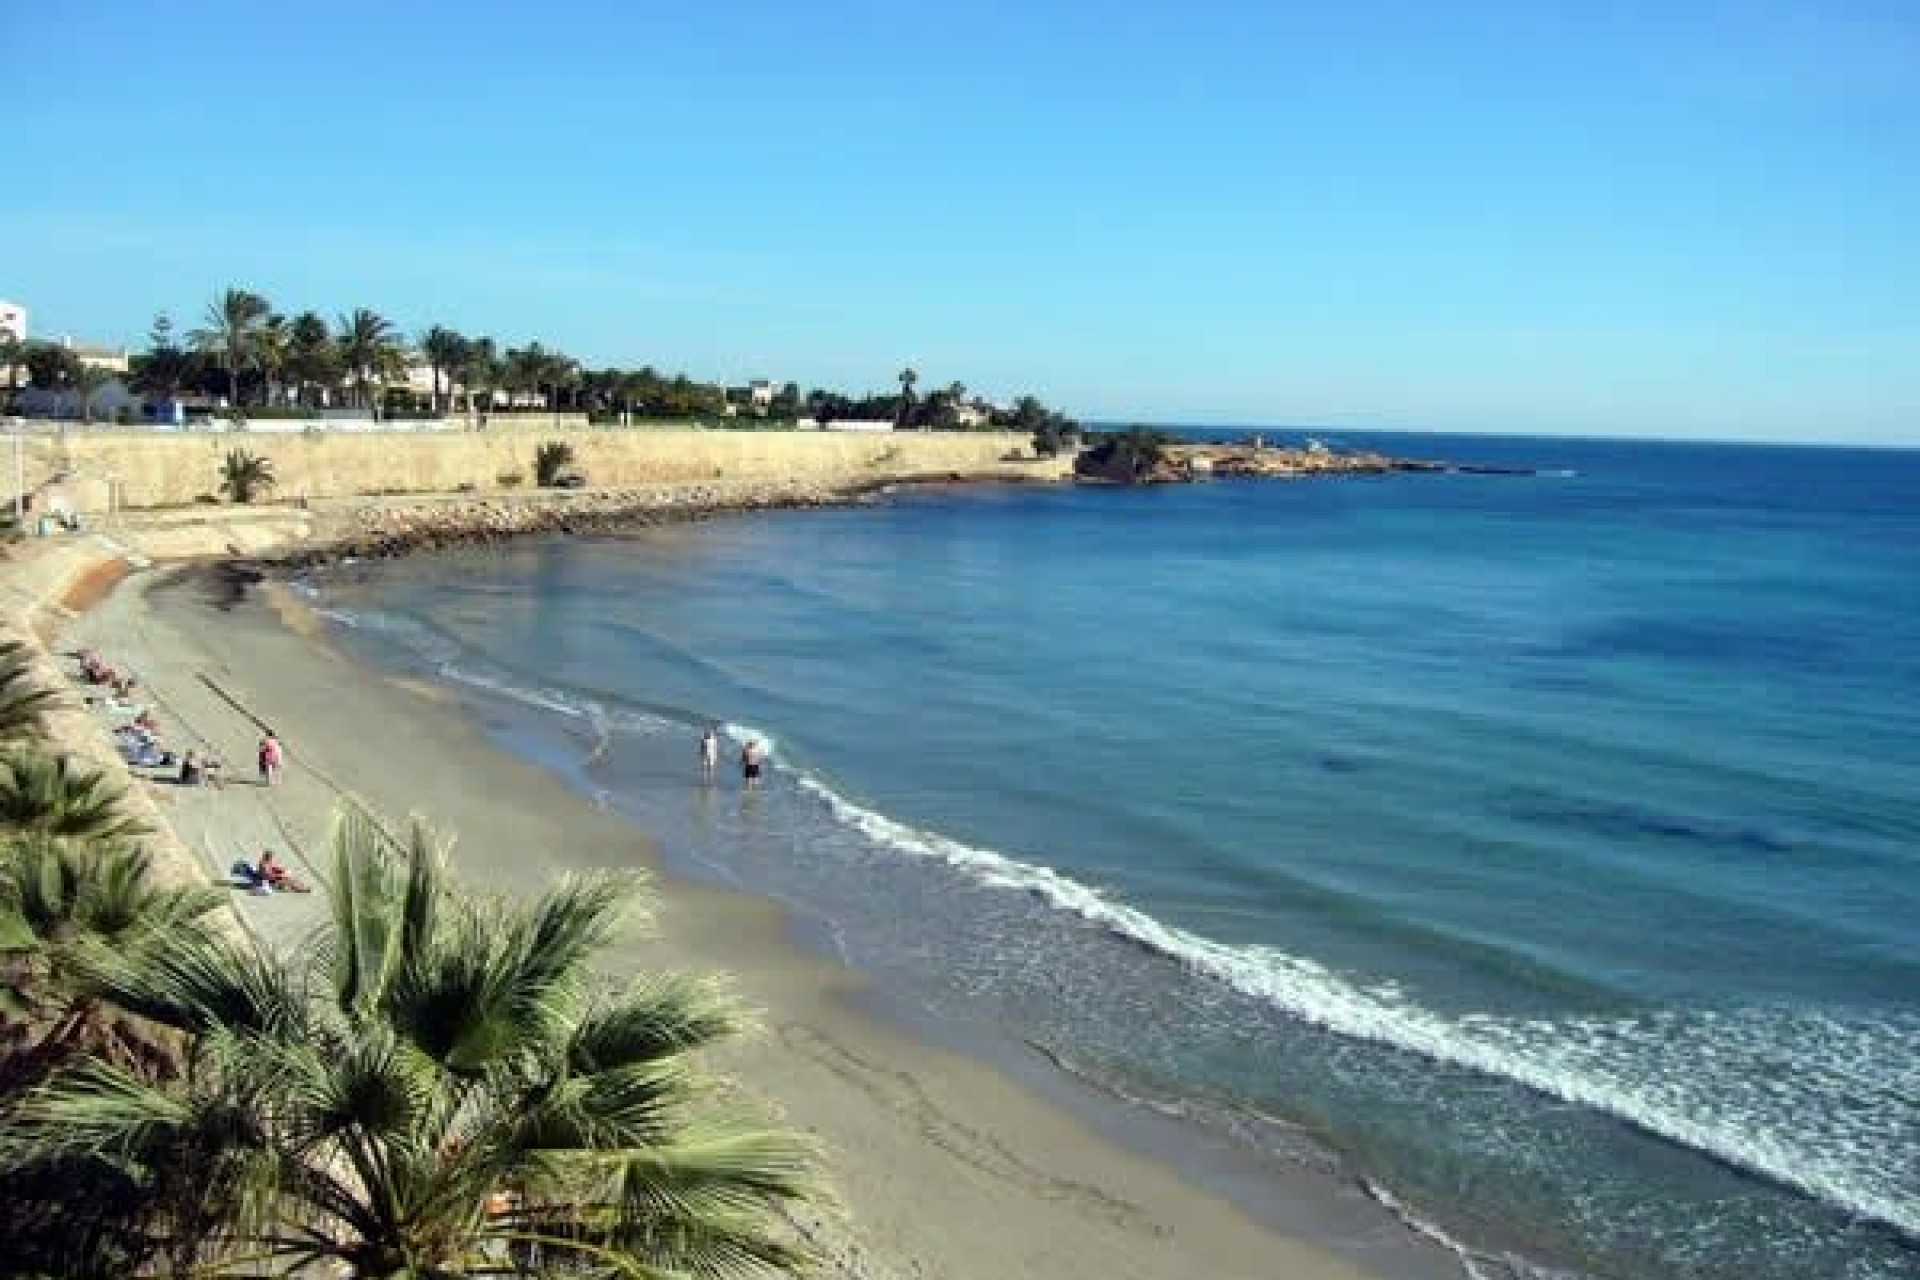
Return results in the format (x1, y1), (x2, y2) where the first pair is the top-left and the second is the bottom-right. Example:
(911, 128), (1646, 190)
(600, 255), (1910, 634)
(257, 730), (284, 786)
(740, 738), (764, 789)
(699, 724), (720, 780)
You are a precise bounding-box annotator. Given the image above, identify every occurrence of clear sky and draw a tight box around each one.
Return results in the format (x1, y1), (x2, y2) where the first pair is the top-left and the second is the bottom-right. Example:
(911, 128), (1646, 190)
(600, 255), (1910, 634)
(4, 1), (1917, 442)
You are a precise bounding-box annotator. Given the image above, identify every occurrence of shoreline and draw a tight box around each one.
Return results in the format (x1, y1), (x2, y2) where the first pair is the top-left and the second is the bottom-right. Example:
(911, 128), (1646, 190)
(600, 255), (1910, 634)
(45, 556), (1455, 1280)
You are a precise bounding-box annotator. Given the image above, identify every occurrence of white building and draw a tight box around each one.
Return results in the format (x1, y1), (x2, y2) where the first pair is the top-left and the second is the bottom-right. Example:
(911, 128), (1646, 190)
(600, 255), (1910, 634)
(0, 299), (25, 342)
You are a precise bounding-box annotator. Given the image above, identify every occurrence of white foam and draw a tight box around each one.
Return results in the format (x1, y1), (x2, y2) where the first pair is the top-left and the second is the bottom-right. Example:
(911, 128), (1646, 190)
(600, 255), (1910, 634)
(721, 720), (778, 759)
(1367, 1182), (1583, 1280)
(792, 775), (1920, 1239)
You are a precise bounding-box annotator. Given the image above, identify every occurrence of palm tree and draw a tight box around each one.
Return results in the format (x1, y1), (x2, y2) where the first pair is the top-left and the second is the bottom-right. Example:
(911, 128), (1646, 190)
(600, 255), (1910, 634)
(419, 326), (466, 417)
(190, 288), (272, 410)
(462, 336), (499, 425)
(0, 833), (224, 1083)
(895, 366), (919, 428)
(0, 640), (61, 742)
(252, 313), (290, 407)
(286, 311), (338, 408)
(218, 449), (275, 504)
(0, 747), (149, 844)
(1, 803), (819, 1278)
(0, 834), (227, 1280)
(336, 308), (399, 415)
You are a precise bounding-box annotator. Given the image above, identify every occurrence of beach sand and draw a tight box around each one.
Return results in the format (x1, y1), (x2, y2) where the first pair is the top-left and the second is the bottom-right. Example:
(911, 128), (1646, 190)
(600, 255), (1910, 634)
(56, 566), (1446, 1280)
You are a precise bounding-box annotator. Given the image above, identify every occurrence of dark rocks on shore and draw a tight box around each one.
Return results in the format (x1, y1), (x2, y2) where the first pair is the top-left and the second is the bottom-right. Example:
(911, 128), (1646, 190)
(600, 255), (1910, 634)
(265, 485), (856, 572)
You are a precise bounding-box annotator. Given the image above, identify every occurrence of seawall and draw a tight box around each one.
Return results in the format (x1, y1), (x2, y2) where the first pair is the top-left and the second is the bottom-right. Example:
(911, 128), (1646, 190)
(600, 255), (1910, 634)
(16, 425), (1059, 512)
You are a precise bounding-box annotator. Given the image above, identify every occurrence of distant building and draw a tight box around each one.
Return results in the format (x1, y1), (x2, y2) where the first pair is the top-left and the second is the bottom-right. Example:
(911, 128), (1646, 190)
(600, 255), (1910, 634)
(62, 338), (130, 374)
(0, 299), (25, 342)
(725, 379), (778, 416)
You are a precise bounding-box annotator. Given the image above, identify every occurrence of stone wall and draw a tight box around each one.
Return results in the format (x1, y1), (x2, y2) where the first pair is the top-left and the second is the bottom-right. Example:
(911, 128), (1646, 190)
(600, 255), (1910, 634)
(17, 426), (1057, 511)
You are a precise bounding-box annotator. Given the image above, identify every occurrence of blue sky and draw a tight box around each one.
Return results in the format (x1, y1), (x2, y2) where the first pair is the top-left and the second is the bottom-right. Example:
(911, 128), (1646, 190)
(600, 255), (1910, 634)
(4, 0), (1917, 442)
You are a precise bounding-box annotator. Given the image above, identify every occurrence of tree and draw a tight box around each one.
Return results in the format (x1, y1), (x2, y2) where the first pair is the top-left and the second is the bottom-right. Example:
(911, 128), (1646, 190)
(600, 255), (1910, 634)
(0, 747), (149, 844)
(190, 288), (272, 409)
(129, 313), (195, 406)
(419, 325), (466, 416)
(252, 312), (290, 407)
(337, 309), (400, 414)
(1032, 414), (1080, 458)
(534, 439), (576, 486)
(219, 449), (275, 504)
(22, 342), (81, 392)
(1075, 426), (1170, 483)
(0, 834), (228, 1280)
(285, 311), (339, 408)
(0, 833), (225, 1090)
(0, 803), (819, 1279)
(0, 640), (61, 742)
(895, 366), (919, 428)
(461, 336), (499, 424)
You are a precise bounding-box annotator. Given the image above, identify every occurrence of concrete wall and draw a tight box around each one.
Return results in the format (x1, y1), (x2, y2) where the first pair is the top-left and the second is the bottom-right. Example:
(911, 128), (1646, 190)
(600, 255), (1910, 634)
(16, 426), (1053, 511)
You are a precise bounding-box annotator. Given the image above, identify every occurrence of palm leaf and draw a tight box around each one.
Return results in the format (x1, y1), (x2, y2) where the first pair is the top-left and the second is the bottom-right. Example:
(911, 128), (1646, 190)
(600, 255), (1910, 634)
(0, 746), (150, 842)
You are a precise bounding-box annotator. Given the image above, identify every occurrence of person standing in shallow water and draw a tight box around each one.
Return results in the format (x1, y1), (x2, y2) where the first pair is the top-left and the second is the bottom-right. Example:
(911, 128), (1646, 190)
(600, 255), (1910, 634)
(699, 724), (720, 780)
(740, 739), (764, 789)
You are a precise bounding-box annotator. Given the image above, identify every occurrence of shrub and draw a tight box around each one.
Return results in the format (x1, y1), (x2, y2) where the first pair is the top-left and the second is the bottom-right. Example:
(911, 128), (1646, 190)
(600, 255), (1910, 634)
(496, 469), (524, 488)
(218, 449), (275, 504)
(534, 440), (576, 487)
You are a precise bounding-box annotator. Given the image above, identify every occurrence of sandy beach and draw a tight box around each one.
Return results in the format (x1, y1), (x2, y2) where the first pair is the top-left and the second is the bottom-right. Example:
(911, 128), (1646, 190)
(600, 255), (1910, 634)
(44, 559), (1453, 1280)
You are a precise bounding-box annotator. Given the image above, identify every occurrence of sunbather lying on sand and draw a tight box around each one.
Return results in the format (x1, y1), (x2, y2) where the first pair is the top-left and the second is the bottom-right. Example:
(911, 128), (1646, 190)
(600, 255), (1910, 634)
(231, 851), (310, 894)
(257, 850), (310, 893)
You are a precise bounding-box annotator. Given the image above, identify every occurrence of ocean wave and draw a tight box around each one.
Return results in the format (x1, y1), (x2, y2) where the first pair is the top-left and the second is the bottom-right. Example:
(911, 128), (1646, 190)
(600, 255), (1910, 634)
(720, 720), (779, 758)
(313, 606), (463, 665)
(1366, 1182), (1584, 1280)
(792, 776), (1919, 1239)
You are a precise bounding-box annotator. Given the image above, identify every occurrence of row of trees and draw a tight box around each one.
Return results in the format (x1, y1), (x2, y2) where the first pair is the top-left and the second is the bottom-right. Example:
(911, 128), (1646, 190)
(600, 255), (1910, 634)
(0, 636), (818, 1276)
(3, 286), (1083, 442)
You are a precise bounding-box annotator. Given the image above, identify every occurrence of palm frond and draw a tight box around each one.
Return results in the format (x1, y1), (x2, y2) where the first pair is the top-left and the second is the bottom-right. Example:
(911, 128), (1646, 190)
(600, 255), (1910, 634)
(0, 746), (150, 842)
(0, 641), (62, 739)
(81, 927), (300, 1039)
(570, 976), (745, 1073)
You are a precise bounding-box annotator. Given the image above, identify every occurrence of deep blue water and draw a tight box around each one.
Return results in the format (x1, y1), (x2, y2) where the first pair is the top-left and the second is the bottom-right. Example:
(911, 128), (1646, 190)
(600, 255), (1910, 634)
(308, 432), (1920, 1280)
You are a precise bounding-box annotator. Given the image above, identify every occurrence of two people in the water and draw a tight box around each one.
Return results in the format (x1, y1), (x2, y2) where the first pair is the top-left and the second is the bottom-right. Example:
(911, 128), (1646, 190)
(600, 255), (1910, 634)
(699, 723), (765, 789)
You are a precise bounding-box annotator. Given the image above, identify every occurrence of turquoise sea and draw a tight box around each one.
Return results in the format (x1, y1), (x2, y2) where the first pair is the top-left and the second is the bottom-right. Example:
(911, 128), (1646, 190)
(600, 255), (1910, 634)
(306, 433), (1919, 1280)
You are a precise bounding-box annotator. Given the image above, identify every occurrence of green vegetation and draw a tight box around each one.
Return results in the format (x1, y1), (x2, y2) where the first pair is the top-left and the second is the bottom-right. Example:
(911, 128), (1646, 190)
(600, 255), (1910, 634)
(0, 806), (819, 1278)
(190, 288), (273, 410)
(218, 448), (276, 504)
(0, 627), (820, 1277)
(8, 281), (1083, 442)
(0, 746), (150, 843)
(0, 642), (60, 742)
(534, 439), (577, 487)
(1075, 426), (1174, 483)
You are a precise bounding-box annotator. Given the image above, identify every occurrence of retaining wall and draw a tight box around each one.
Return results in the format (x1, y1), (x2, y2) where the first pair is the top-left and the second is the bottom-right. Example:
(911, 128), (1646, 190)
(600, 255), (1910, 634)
(17, 427), (1055, 511)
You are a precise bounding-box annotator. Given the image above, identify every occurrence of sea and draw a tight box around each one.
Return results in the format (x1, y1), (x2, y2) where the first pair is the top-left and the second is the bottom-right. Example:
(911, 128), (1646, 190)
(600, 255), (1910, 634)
(300, 431), (1919, 1280)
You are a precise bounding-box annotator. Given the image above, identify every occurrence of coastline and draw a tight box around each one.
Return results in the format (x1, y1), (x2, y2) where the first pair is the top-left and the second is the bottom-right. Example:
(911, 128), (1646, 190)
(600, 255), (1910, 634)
(45, 558), (1451, 1280)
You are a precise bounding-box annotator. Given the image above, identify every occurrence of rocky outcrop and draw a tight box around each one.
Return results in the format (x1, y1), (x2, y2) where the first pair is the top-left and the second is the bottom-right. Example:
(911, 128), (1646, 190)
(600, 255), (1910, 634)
(267, 480), (872, 569)
(1167, 443), (1446, 479)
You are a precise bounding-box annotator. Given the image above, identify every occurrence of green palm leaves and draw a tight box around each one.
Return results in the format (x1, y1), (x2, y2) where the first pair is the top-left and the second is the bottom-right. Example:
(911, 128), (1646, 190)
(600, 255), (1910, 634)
(2, 802), (820, 1278)
(219, 448), (276, 504)
(0, 639), (61, 742)
(191, 287), (273, 411)
(0, 746), (150, 843)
